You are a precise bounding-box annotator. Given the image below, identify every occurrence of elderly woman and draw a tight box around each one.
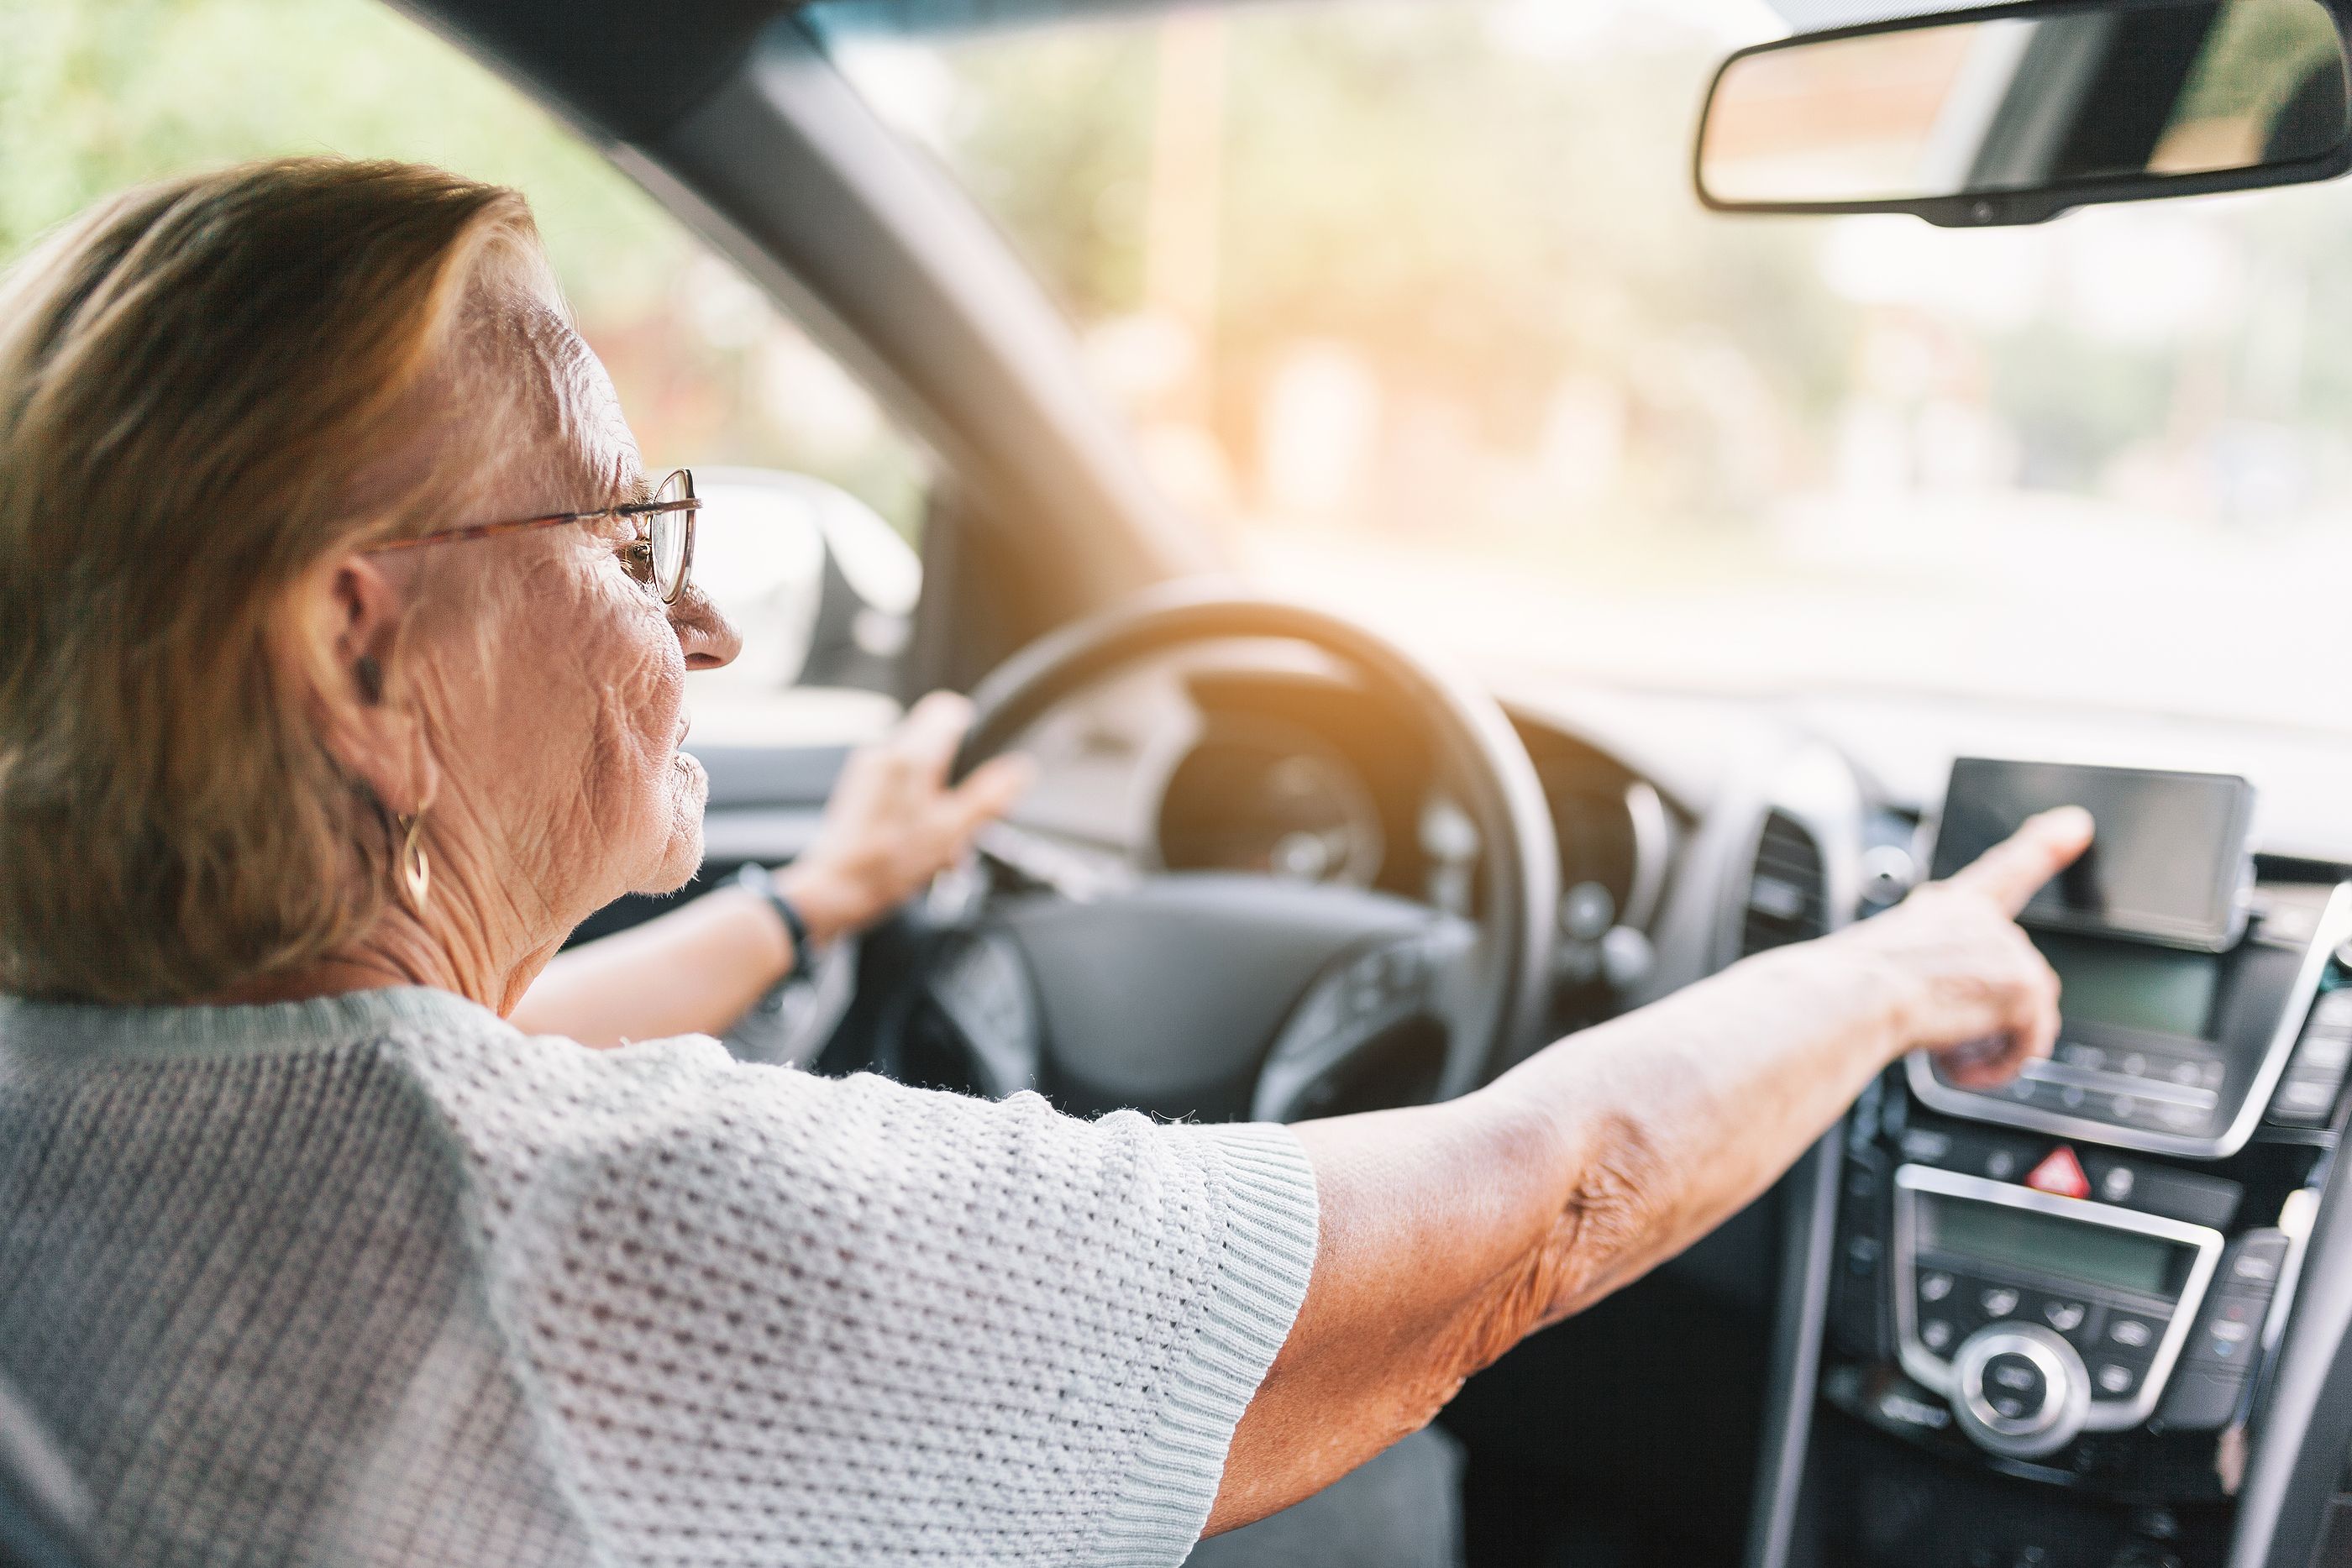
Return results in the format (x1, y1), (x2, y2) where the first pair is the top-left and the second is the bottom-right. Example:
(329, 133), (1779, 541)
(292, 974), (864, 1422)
(0, 158), (2088, 1568)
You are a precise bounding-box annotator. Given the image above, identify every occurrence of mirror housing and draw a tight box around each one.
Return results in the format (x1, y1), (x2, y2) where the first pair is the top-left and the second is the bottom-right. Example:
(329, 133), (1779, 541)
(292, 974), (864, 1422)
(690, 467), (921, 697)
(1694, 0), (2352, 226)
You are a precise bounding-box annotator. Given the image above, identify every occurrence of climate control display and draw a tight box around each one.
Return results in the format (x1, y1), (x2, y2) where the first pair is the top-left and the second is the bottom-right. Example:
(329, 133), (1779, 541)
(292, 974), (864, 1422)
(1891, 1164), (2225, 1446)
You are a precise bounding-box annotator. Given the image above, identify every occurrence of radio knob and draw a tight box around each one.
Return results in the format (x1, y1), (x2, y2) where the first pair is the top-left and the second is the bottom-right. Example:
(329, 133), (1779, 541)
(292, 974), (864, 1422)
(1949, 1323), (2091, 1460)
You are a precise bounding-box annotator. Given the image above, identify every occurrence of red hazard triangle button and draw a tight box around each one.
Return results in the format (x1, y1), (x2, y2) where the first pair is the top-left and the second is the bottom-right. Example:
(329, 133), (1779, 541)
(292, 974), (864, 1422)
(2024, 1146), (2091, 1200)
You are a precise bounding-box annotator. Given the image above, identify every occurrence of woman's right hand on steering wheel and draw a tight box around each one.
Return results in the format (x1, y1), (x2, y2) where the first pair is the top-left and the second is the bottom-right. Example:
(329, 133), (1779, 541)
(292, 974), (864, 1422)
(780, 691), (1035, 947)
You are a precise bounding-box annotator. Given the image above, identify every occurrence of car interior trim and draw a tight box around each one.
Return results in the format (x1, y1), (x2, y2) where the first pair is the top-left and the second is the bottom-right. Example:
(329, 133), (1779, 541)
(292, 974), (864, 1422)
(1714, 743), (1866, 970)
(1743, 1129), (1845, 1568)
(1620, 779), (1673, 933)
(2229, 1135), (2352, 1566)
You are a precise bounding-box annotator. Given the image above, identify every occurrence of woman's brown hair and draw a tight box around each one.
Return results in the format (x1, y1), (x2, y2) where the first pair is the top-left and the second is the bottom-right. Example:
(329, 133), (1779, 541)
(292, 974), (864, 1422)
(0, 157), (546, 1002)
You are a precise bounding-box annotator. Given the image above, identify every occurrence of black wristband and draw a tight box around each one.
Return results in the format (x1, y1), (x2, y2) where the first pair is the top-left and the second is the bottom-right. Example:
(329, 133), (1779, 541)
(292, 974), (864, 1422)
(734, 862), (812, 969)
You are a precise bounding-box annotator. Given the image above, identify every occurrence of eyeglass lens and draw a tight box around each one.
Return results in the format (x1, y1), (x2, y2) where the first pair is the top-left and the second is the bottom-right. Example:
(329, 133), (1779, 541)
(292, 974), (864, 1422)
(650, 470), (690, 603)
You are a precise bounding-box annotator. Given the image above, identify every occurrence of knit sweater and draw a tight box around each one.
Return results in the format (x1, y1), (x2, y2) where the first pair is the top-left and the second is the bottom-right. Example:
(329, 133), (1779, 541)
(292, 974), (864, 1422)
(0, 986), (1320, 1567)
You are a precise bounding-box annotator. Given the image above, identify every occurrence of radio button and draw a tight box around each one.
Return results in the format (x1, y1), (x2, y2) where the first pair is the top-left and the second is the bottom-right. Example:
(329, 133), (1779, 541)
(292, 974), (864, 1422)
(2093, 1361), (2142, 1398)
(1982, 1351), (2048, 1419)
(2024, 1146), (2091, 1200)
(2296, 1032), (2351, 1073)
(2192, 1296), (2265, 1366)
(2271, 1075), (2339, 1125)
(1898, 1128), (1953, 1163)
(2201, 1320), (2254, 1361)
(2228, 1231), (2289, 1287)
(1950, 1324), (2091, 1459)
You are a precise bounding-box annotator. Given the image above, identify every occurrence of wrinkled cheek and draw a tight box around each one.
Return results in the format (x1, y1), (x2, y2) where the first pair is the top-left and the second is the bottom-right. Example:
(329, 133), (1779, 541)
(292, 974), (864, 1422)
(467, 568), (664, 882)
(588, 590), (693, 865)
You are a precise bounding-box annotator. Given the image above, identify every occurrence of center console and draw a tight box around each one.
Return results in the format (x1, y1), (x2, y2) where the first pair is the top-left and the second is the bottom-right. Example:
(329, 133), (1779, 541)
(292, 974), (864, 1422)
(1756, 760), (2352, 1568)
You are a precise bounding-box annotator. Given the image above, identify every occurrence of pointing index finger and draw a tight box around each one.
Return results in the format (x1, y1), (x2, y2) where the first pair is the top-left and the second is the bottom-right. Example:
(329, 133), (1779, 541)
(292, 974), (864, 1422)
(1945, 805), (2096, 916)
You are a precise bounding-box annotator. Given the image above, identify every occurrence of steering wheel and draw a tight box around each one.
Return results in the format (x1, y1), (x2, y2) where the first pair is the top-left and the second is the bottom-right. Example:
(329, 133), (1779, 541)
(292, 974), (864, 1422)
(878, 588), (1560, 1123)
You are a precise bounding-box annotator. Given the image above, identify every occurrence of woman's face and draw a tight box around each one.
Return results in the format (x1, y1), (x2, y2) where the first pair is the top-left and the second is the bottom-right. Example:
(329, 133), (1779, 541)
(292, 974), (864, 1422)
(398, 301), (740, 933)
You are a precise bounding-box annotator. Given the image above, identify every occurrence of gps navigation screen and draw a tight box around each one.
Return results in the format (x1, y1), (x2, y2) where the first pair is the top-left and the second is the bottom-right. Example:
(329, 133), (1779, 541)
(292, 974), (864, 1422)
(1930, 759), (2255, 949)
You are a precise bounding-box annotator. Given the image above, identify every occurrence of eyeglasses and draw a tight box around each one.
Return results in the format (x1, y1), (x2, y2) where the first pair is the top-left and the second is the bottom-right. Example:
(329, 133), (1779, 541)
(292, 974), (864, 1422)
(368, 468), (700, 605)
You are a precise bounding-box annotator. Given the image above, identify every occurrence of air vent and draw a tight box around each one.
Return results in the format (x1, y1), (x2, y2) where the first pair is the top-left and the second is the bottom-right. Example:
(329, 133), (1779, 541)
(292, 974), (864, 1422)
(1742, 810), (1829, 956)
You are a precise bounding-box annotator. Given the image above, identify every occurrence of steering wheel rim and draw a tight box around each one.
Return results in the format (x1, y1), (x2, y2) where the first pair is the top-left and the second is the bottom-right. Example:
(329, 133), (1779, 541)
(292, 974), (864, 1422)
(952, 584), (1561, 1104)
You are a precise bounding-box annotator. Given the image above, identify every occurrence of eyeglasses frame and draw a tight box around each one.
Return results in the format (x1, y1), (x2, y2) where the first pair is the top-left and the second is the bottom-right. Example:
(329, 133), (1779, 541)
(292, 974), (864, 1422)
(367, 467), (701, 605)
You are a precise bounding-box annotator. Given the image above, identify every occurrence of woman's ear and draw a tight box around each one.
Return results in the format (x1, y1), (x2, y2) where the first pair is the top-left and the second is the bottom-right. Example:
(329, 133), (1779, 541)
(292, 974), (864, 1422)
(298, 553), (433, 816)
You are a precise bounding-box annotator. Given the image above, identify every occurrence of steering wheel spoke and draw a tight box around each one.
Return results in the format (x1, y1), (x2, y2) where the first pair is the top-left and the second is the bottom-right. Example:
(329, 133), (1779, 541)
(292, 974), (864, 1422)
(1252, 918), (1483, 1123)
(972, 821), (1137, 904)
(919, 927), (1044, 1099)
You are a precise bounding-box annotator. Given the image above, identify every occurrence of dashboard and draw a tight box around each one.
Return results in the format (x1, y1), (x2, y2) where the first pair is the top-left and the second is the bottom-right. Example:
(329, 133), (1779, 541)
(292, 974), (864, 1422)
(995, 638), (1683, 1003)
(693, 637), (2352, 1568)
(989, 645), (2352, 1568)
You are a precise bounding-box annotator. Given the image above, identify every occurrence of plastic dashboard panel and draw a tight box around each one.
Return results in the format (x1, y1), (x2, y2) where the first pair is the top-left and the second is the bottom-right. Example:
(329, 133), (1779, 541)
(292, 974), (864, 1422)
(1903, 885), (2352, 1160)
(1888, 1164), (2226, 1432)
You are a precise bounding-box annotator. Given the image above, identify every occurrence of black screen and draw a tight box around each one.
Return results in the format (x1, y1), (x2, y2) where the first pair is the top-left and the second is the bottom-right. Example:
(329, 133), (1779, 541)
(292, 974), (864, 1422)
(1929, 759), (2253, 947)
(2033, 931), (2221, 1039)
(1923, 1196), (2190, 1298)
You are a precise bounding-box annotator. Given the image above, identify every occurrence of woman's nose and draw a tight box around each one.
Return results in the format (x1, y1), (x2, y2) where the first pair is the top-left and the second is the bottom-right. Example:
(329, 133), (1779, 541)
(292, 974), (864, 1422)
(672, 584), (743, 672)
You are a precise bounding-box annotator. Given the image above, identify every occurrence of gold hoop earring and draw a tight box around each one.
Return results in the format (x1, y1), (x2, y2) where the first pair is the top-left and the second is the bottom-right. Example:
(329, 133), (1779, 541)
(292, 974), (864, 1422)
(396, 814), (431, 910)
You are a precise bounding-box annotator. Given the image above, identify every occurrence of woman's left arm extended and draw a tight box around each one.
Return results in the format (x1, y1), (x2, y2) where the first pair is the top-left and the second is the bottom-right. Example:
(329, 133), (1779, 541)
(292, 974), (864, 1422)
(510, 692), (1030, 1045)
(1207, 807), (2092, 1534)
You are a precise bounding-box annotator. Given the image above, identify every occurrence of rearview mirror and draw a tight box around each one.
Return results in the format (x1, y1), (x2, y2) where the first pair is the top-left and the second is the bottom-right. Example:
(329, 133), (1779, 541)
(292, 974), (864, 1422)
(1695, 0), (2352, 226)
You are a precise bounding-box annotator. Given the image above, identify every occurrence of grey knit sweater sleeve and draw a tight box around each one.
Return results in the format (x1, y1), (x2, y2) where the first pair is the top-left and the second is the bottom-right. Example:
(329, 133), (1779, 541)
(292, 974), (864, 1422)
(399, 1018), (1320, 1565)
(0, 988), (1320, 1568)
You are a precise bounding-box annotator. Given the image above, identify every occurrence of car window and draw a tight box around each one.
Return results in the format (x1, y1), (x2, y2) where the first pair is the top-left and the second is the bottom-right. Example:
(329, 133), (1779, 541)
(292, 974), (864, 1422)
(814, 0), (2352, 734)
(2, 0), (929, 747)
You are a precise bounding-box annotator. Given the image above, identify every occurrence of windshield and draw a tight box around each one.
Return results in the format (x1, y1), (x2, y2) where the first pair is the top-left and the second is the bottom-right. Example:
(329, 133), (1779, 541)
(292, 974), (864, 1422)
(812, 0), (2352, 732)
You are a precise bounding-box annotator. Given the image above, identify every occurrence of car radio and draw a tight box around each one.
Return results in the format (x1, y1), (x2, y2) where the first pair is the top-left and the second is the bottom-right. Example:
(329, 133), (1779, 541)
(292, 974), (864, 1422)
(1890, 1163), (2224, 1459)
(1795, 759), (2352, 1566)
(1907, 759), (2348, 1158)
(1905, 888), (2349, 1157)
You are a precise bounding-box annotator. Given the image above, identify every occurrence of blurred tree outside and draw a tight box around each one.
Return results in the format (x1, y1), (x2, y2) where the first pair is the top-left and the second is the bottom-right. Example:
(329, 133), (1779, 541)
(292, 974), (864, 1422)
(8, 0), (2352, 721)
(0, 0), (931, 540)
(826, 0), (2352, 554)
(820, 0), (2352, 724)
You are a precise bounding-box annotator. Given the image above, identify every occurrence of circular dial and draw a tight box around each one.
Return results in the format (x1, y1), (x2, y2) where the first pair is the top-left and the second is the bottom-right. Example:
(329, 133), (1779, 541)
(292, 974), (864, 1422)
(1949, 1322), (2090, 1459)
(1527, 747), (1657, 938)
(1154, 721), (1385, 887)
